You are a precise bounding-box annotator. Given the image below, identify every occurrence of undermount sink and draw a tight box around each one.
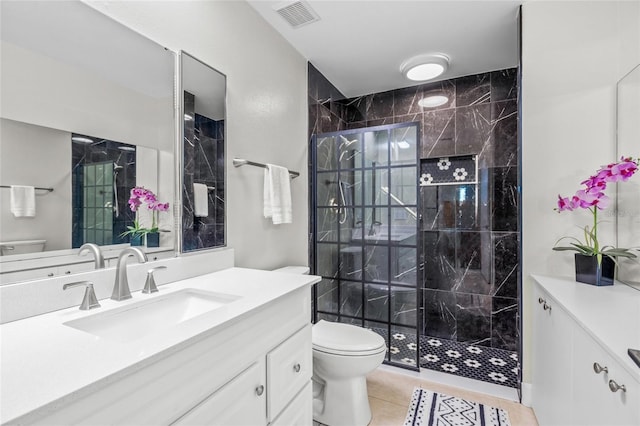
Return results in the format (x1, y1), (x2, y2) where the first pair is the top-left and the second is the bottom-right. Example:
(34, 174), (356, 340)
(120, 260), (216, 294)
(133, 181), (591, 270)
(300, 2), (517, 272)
(64, 289), (241, 343)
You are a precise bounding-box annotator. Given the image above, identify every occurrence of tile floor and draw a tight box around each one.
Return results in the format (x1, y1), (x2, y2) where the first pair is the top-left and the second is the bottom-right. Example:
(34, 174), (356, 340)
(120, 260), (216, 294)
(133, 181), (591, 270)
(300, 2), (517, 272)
(314, 367), (538, 425)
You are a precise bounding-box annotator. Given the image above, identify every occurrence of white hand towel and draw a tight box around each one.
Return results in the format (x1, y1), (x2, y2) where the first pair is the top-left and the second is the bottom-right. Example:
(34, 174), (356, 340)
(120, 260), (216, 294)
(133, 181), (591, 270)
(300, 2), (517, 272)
(193, 183), (209, 217)
(263, 164), (292, 225)
(10, 185), (36, 217)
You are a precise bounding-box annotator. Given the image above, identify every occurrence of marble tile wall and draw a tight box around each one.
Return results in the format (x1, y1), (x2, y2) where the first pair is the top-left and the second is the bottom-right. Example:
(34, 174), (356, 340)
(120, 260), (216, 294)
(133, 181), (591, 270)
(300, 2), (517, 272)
(182, 91), (226, 252)
(308, 64), (520, 354)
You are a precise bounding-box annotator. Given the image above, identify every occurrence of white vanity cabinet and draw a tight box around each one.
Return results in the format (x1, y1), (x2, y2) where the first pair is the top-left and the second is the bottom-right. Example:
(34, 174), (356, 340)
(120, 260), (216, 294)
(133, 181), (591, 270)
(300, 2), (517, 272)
(7, 279), (314, 426)
(531, 276), (640, 426)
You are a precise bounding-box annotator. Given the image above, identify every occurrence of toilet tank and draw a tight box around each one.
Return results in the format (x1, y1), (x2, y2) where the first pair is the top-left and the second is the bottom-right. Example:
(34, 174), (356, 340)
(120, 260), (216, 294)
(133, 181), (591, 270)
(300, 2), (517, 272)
(0, 240), (46, 256)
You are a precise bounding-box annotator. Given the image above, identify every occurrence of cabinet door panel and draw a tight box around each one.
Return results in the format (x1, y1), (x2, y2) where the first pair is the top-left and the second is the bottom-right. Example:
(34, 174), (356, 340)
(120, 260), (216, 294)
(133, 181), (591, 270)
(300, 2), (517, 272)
(270, 382), (312, 426)
(267, 324), (312, 420)
(531, 287), (573, 426)
(573, 325), (640, 426)
(172, 360), (267, 426)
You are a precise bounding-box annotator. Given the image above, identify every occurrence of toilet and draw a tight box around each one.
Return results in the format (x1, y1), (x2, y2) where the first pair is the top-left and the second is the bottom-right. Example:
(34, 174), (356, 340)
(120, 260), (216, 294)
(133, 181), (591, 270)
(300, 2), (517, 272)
(311, 320), (386, 426)
(272, 266), (387, 426)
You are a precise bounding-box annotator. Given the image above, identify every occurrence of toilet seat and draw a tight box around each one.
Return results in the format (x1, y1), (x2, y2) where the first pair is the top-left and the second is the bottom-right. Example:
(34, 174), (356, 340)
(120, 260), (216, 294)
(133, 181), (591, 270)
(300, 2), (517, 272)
(312, 320), (386, 356)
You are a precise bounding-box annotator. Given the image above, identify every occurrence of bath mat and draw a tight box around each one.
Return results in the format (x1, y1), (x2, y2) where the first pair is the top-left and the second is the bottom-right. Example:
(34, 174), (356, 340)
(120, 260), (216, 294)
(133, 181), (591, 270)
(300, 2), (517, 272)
(404, 387), (511, 426)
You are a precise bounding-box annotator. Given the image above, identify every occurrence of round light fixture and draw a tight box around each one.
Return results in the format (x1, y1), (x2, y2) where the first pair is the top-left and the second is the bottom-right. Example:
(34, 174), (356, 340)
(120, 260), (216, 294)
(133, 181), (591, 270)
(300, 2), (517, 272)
(418, 95), (449, 108)
(71, 136), (93, 144)
(400, 54), (449, 82)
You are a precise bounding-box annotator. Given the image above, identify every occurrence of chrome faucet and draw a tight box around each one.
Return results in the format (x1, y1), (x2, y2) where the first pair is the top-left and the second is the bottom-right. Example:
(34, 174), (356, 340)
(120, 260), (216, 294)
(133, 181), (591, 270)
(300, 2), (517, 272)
(112, 247), (148, 301)
(63, 281), (101, 310)
(78, 243), (105, 269)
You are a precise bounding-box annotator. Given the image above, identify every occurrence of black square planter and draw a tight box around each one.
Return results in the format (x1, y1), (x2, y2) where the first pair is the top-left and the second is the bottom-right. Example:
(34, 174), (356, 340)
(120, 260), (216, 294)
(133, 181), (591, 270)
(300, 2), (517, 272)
(575, 254), (614, 286)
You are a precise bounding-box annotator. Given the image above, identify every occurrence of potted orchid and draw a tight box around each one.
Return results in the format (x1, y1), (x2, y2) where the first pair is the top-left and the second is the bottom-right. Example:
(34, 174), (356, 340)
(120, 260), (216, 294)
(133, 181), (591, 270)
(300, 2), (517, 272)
(120, 187), (170, 247)
(554, 156), (639, 286)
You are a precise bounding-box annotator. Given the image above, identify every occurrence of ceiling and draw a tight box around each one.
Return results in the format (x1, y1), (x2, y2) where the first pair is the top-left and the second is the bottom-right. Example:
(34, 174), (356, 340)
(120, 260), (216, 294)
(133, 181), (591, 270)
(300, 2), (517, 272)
(248, 1), (521, 98)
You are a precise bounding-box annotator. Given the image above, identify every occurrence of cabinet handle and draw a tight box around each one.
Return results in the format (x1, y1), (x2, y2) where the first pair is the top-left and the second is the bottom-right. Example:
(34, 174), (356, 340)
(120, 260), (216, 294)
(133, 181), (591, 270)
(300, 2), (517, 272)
(543, 302), (551, 312)
(593, 362), (608, 374)
(293, 363), (301, 373)
(65, 270), (71, 275)
(48, 273), (55, 277)
(608, 380), (626, 393)
(538, 297), (545, 304)
(255, 385), (264, 396)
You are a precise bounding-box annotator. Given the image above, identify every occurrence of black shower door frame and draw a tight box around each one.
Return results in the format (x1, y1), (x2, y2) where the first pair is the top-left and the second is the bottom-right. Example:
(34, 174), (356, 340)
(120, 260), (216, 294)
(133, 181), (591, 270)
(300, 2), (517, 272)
(311, 121), (421, 371)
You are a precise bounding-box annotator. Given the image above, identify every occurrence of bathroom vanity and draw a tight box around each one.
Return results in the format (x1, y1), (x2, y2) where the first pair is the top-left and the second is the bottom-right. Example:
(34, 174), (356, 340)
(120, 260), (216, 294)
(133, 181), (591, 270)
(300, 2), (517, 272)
(1, 267), (320, 425)
(531, 275), (640, 425)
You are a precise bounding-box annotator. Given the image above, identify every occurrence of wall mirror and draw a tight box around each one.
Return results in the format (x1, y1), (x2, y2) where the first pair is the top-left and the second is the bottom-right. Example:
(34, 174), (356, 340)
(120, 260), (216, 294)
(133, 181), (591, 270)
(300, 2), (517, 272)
(179, 52), (226, 253)
(0, 1), (175, 284)
(616, 63), (640, 287)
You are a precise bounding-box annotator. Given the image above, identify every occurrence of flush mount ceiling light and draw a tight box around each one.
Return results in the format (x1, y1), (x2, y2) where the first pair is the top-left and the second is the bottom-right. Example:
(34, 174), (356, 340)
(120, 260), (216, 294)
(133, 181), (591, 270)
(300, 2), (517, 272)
(418, 95), (449, 108)
(71, 136), (93, 144)
(400, 54), (450, 82)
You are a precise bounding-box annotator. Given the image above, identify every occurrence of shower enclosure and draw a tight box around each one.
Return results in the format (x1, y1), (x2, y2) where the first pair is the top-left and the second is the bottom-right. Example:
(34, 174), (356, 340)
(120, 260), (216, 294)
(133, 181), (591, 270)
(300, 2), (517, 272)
(312, 122), (421, 369)
(309, 63), (521, 389)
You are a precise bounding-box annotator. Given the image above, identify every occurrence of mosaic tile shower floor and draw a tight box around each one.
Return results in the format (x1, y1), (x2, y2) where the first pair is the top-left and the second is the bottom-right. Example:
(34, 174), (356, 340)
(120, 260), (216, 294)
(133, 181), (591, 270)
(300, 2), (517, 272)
(375, 328), (519, 389)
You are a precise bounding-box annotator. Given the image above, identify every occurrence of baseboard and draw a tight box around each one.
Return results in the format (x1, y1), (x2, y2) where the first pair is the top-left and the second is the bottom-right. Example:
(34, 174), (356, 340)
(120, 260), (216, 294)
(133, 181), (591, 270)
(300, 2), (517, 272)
(520, 381), (532, 407)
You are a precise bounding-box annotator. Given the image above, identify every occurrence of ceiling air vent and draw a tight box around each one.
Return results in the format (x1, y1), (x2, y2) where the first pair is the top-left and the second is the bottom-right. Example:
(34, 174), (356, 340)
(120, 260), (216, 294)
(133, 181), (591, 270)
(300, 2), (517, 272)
(274, 1), (320, 29)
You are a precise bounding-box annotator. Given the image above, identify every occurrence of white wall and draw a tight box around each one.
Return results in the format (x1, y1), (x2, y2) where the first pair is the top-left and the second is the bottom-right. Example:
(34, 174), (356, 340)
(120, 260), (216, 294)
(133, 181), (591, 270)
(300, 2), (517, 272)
(86, 1), (309, 270)
(0, 119), (72, 250)
(521, 0), (640, 383)
(0, 41), (174, 152)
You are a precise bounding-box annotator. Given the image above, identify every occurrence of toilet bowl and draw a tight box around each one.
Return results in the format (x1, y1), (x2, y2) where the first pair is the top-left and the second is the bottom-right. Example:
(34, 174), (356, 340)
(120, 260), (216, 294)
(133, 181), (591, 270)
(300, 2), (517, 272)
(0, 239), (46, 256)
(271, 266), (386, 425)
(312, 320), (386, 426)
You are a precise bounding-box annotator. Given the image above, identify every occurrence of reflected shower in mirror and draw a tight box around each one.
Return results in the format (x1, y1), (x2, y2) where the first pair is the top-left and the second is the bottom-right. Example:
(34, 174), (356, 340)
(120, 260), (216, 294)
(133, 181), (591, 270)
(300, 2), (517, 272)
(71, 135), (138, 248)
(180, 52), (226, 252)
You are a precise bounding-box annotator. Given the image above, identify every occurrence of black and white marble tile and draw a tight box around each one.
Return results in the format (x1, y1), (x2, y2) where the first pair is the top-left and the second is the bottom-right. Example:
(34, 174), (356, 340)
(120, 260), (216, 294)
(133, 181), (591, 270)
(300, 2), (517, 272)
(421, 109), (455, 159)
(491, 297), (519, 351)
(491, 99), (518, 168)
(456, 73), (491, 107)
(455, 104), (492, 157)
(491, 68), (518, 102)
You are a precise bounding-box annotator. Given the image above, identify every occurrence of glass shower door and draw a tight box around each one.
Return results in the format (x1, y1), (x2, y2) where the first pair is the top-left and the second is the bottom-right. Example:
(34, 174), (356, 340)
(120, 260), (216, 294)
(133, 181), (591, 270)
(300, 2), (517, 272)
(313, 122), (420, 369)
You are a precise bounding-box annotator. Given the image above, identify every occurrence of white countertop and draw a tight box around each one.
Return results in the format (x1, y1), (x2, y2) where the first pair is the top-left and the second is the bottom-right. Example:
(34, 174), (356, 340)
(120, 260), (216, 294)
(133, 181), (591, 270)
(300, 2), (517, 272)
(532, 275), (640, 381)
(0, 267), (320, 423)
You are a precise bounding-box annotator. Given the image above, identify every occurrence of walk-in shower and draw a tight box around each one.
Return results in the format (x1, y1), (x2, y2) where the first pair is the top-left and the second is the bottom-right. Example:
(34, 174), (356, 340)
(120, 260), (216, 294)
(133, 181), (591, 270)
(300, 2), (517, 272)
(309, 63), (521, 390)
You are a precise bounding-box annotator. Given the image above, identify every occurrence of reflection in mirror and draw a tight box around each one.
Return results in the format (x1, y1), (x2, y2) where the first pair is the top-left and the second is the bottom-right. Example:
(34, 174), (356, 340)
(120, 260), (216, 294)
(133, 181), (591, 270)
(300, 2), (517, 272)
(0, 1), (175, 284)
(616, 64), (640, 288)
(180, 52), (226, 252)
(71, 135), (138, 248)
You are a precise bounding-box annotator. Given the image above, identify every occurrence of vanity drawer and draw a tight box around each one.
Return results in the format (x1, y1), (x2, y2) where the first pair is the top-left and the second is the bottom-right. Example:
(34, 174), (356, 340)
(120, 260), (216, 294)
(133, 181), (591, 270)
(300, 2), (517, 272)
(270, 382), (312, 426)
(267, 324), (312, 420)
(172, 359), (267, 426)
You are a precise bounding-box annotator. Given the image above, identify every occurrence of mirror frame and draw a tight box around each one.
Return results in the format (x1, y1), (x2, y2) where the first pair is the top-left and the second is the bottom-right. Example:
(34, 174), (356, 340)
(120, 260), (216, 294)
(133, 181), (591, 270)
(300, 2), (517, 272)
(176, 51), (227, 255)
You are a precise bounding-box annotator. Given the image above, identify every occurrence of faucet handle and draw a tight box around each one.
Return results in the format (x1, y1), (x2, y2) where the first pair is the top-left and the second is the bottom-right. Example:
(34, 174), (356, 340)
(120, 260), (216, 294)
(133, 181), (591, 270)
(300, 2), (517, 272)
(63, 281), (101, 310)
(143, 266), (167, 294)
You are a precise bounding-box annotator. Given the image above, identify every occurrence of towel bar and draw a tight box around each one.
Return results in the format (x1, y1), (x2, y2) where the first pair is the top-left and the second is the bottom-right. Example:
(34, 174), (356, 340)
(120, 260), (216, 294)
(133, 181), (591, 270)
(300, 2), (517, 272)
(233, 158), (299, 178)
(0, 185), (54, 192)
